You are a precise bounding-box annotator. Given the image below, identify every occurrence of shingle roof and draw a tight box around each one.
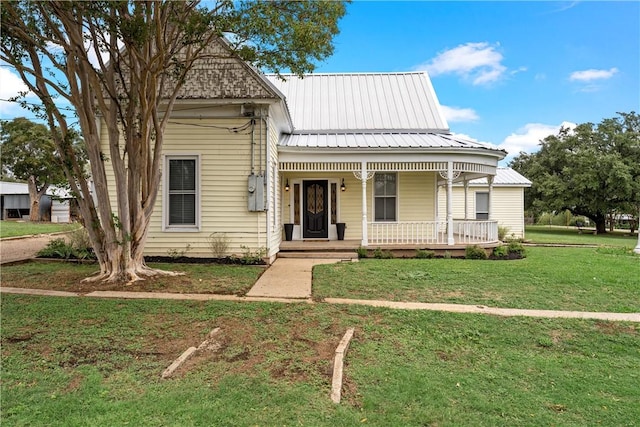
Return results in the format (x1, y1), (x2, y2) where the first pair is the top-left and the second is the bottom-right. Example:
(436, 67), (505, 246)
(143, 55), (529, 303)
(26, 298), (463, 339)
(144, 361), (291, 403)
(279, 132), (501, 152)
(266, 72), (449, 132)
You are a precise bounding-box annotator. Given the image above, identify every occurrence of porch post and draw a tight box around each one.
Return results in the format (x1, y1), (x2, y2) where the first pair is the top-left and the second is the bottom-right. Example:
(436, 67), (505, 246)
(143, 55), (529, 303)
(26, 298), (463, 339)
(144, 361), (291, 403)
(447, 161), (454, 245)
(361, 161), (368, 247)
(463, 179), (469, 220)
(487, 175), (494, 220)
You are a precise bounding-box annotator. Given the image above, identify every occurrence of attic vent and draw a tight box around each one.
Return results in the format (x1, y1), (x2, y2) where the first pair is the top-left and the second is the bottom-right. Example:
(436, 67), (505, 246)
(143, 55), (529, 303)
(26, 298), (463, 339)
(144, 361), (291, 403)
(241, 104), (255, 117)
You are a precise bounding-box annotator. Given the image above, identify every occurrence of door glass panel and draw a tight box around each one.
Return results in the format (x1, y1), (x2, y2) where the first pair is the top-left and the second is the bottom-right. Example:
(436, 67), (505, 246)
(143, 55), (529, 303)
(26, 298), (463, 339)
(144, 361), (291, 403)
(294, 183), (300, 225)
(331, 183), (337, 224)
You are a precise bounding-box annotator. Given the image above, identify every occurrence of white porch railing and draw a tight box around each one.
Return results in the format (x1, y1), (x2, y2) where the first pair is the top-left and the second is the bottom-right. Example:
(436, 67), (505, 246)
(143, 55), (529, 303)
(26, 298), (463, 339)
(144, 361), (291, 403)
(367, 220), (498, 245)
(453, 220), (498, 244)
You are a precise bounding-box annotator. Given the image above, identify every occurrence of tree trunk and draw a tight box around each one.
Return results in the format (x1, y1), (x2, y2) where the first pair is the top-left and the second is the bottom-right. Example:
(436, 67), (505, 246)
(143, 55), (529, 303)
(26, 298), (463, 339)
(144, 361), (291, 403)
(27, 176), (48, 222)
(595, 218), (607, 234)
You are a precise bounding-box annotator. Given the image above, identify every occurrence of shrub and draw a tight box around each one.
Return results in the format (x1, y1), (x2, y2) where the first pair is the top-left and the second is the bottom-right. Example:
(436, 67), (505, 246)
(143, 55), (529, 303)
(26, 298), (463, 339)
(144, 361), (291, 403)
(237, 245), (266, 265)
(465, 245), (488, 260)
(37, 238), (75, 259)
(443, 251), (452, 259)
(415, 249), (435, 259)
(356, 246), (368, 259)
(492, 245), (509, 259)
(498, 225), (510, 241)
(373, 247), (394, 259)
(207, 232), (229, 258)
(507, 241), (527, 258)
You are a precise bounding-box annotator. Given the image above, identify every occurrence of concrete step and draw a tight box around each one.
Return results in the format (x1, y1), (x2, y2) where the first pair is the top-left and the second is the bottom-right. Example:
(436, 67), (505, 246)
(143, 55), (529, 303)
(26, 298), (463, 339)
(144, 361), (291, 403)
(278, 251), (357, 260)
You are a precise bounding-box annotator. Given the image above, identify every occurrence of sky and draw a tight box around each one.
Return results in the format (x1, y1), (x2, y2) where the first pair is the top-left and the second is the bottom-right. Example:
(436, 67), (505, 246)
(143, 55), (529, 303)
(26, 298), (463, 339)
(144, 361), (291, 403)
(1, 1), (638, 165)
(313, 0), (640, 164)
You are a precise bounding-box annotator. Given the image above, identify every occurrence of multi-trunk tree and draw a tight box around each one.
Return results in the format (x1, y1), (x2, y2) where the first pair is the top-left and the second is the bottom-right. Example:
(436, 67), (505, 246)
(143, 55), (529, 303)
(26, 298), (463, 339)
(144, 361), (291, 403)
(1, 0), (346, 283)
(510, 112), (640, 234)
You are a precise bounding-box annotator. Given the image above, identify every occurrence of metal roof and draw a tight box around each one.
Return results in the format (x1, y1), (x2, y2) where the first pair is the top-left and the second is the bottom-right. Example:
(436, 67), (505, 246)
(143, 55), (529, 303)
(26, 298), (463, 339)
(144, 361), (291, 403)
(279, 132), (504, 154)
(266, 72), (449, 132)
(468, 168), (532, 186)
(0, 181), (73, 197)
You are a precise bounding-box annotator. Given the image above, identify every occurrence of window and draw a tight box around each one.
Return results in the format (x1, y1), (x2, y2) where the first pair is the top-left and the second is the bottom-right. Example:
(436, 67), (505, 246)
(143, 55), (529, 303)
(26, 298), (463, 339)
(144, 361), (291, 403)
(165, 155), (199, 230)
(374, 173), (397, 221)
(476, 192), (489, 220)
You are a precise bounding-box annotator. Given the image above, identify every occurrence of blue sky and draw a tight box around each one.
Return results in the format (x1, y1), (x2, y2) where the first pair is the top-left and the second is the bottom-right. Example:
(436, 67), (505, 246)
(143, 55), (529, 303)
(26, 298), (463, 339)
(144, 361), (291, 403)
(1, 1), (638, 164)
(315, 1), (640, 163)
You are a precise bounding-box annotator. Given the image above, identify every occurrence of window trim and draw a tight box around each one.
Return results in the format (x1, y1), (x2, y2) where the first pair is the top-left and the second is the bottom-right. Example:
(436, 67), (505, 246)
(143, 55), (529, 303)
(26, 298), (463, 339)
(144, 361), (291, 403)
(475, 191), (489, 220)
(373, 172), (398, 222)
(162, 154), (201, 232)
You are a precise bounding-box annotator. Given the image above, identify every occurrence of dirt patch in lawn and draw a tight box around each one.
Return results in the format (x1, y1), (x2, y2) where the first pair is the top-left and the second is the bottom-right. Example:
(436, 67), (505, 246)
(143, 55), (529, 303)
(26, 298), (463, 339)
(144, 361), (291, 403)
(163, 317), (346, 386)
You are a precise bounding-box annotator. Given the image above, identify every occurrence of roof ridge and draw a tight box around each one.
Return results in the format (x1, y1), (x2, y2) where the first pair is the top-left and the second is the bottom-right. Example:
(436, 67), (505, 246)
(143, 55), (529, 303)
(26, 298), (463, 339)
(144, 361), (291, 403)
(265, 71), (428, 77)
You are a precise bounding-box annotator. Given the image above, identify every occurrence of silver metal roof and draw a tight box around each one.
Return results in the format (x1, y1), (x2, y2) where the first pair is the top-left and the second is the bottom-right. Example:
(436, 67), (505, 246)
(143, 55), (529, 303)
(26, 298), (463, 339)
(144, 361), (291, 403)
(279, 132), (504, 153)
(266, 72), (449, 132)
(469, 167), (532, 186)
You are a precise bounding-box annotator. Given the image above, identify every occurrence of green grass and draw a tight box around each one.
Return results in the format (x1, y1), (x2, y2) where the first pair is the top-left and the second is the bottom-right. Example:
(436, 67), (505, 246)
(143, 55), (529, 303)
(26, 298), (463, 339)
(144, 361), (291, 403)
(0, 220), (80, 238)
(526, 225), (638, 247)
(313, 246), (639, 312)
(1, 295), (638, 426)
(0, 261), (264, 295)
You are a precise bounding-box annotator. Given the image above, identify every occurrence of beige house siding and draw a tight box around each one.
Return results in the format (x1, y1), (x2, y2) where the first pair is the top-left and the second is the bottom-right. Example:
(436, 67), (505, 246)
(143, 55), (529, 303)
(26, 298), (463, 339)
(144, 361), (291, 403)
(438, 185), (526, 238)
(101, 117), (269, 257)
(280, 172), (437, 241)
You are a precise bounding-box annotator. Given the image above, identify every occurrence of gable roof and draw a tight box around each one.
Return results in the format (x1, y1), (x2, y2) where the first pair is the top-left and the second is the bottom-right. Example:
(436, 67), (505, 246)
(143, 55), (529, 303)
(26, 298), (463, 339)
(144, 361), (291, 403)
(172, 38), (285, 101)
(266, 72), (449, 132)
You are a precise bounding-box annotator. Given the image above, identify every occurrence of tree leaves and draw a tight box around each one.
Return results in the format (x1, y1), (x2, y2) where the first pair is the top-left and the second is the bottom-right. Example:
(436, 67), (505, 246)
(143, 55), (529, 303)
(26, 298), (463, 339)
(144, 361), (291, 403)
(510, 112), (640, 233)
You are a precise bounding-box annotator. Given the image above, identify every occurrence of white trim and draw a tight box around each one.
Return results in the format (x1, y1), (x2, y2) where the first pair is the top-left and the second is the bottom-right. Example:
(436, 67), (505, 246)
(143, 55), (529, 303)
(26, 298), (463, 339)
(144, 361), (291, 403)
(372, 172), (399, 223)
(286, 177), (342, 240)
(162, 154), (201, 232)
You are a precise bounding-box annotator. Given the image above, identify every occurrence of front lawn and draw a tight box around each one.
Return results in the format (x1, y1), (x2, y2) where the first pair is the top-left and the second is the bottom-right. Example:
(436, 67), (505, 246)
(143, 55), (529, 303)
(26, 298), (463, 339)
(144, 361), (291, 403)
(313, 246), (639, 313)
(2, 295), (638, 426)
(0, 220), (80, 239)
(0, 261), (264, 295)
(526, 225), (638, 247)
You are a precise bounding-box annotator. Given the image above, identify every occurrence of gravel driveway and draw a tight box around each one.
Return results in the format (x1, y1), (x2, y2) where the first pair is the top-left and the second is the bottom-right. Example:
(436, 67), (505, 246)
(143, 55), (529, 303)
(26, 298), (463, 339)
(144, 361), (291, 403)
(0, 234), (65, 264)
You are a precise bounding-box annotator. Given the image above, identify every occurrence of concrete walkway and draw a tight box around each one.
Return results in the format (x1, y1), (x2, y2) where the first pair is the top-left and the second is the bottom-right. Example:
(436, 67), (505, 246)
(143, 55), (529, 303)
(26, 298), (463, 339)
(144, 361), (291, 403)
(2, 254), (638, 323)
(246, 258), (346, 299)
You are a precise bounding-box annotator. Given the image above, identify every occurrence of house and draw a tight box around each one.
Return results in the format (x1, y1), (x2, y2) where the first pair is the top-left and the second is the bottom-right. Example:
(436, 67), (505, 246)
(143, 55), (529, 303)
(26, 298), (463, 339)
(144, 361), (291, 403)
(437, 167), (532, 239)
(101, 41), (527, 261)
(0, 181), (76, 222)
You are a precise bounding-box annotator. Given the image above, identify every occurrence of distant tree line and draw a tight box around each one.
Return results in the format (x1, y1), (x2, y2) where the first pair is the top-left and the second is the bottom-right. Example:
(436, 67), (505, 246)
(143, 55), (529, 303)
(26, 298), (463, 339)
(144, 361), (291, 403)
(510, 112), (640, 234)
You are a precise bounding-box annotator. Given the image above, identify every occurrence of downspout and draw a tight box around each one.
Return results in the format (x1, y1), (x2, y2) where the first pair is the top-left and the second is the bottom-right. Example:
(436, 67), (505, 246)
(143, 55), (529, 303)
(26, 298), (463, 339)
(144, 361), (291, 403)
(262, 112), (271, 258)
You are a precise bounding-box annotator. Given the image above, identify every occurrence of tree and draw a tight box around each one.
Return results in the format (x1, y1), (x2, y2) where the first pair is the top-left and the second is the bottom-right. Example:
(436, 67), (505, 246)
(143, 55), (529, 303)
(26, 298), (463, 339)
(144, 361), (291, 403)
(510, 112), (640, 234)
(1, 118), (65, 221)
(1, 0), (346, 283)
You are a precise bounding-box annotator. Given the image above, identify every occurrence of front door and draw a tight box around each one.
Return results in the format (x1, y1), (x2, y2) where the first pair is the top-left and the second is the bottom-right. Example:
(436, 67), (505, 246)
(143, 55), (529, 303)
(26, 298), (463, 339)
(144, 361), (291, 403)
(303, 180), (328, 239)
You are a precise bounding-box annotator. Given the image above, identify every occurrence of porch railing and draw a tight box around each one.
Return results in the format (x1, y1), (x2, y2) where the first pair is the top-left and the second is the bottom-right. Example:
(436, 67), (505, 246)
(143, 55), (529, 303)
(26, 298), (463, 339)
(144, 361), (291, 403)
(367, 220), (498, 245)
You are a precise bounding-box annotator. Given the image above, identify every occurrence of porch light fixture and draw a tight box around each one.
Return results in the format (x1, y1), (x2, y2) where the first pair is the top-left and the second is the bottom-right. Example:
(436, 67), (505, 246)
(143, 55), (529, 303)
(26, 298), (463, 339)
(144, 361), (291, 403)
(341, 179), (346, 192)
(285, 179), (290, 191)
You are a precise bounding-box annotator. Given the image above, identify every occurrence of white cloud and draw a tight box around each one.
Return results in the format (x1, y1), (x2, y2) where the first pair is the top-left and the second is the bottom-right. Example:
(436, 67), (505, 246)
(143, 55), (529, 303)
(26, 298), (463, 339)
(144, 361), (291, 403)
(0, 67), (35, 116)
(498, 121), (577, 157)
(440, 105), (479, 123)
(569, 67), (618, 82)
(416, 42), (507, 86)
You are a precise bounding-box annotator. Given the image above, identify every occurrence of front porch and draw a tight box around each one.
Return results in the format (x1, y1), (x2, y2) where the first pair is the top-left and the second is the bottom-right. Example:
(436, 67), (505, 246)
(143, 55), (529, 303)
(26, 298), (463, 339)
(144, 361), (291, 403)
(279, 219), (500, 258)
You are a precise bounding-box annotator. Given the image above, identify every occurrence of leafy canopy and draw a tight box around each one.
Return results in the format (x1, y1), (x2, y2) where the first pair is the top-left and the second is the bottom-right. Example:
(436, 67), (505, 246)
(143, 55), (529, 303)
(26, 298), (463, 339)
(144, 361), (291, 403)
(510, 112), (640, 232)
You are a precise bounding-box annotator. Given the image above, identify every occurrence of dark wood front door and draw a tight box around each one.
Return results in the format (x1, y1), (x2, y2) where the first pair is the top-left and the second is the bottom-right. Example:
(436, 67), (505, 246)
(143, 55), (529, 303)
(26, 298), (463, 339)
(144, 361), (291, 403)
(303, 180), (328, 239)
